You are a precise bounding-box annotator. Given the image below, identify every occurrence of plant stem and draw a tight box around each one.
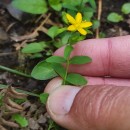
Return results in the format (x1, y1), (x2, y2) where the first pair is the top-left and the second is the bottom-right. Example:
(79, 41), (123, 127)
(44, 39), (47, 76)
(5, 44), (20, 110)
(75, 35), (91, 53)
(96, 0), (102, 38)
(63, 58), (70, 85)
(80, 0), (83, 7)
(79, 0), (84, 11)
(0, 65), (31, 78)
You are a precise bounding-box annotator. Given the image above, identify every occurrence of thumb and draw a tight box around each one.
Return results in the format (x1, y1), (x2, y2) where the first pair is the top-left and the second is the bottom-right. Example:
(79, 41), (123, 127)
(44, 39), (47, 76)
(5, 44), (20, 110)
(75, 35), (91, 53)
(45, 78), (130, 130)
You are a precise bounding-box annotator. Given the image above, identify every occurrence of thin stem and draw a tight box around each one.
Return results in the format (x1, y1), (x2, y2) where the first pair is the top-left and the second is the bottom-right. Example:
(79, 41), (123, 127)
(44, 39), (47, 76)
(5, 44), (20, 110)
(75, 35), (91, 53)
(80, 0), (83, 6)
(79, 0), (84, 11)
(96, 0), (102, 38)
(63, 32), (73, 85)
(63, 58), (70, 85)
(0, 65), (31, 78)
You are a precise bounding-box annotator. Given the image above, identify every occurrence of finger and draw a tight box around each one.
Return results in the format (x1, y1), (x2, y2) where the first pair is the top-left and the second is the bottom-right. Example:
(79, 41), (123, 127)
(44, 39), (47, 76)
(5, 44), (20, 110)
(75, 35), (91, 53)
(54, 35), (130, 78)
(46, 84), (130, 130)
(45, 76), (130, 94)
(44, 77), (62, 93)
(86, 76), (130, 87)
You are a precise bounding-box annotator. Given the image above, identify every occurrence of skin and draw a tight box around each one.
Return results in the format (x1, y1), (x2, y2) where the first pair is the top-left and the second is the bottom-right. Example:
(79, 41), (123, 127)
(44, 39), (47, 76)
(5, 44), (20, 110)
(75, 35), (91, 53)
(45, 35), (130, 130)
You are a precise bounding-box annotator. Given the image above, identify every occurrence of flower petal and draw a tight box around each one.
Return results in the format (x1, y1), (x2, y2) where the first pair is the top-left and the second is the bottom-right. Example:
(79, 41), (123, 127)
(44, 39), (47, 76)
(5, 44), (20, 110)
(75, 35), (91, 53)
(77, 28), (87, 35)
(66, 13), (76, 24)
(75, 12), (82, 23)
(67, 25), (76, 31)
(80, 22), (93, 28)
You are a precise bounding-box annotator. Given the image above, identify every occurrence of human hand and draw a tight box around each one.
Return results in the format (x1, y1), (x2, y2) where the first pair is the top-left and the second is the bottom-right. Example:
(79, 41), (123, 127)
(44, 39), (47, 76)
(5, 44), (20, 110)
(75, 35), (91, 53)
(45, 35), (130, 130)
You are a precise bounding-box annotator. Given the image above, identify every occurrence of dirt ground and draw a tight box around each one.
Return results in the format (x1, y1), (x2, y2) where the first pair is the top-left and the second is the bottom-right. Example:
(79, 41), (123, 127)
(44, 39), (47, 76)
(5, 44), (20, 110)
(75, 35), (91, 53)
(0, 0), (130, 130)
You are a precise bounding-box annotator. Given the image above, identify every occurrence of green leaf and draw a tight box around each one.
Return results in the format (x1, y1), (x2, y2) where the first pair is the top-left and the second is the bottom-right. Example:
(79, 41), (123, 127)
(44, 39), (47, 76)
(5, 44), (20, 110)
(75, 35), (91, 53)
(62, 3), (77, 11)
(53, 41), (63, 48)
(63, 0), (83, 7)
(69, 33), (86, 45)
(14, 99), (27, 104)
(48, 119), (60, 130)
(22, 42), (48, 54)
(51, 63), (66, 78)
(66, 73), (87, 86)
(121, 3), (130, 14)
(92, 20), (100, 30)
(83, 6), (95, 13)
(85, 29), (93, 35)
(39, 93), (49, 105)
(82, 0), (89, 4)
(64, 45), (73, 59)
(62, 0), (81, 11)
(49, 27), (67, 39)
(56, 28), (67, 36)
(46, 56), (66, 63)
(107, 12), (123, 23)
(61, 32), (72, 44)
(47, 26), (59, 39)
(48, 0), (62, 11)
(83, 11), (94, 21)
(62, 11), (69, 24)
(30, 53), (43, 59)
(88, 0), (96, 9)
(0, 95), (3, 106)
(31, 61), (57, 80)
(70, 56), (92, 64)
(12, 114), (28, 127)
(99, 32), (106, 38)
(12, 0), (48, 14)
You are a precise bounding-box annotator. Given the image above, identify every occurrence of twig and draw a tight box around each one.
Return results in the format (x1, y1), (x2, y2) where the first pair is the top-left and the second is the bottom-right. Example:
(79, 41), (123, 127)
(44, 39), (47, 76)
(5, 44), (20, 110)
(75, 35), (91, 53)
(96, 0), (102, 38)
(0, 84), (39, 97)
(0, 52), (16, 57)
(6, 22), (16, 32)
(36, 14), (58, 26)
(35, 14), (45, 23)
(11, 13), (51, 42)
(34, 13), (51, 33)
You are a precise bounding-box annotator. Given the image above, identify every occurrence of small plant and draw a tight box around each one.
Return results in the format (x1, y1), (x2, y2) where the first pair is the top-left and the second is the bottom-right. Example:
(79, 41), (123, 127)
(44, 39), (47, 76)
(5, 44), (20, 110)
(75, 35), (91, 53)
(107, 2), (130, 23)
(10, 0), (96, 87)
(31, 12), (92, 86)
(1, 0), (96, 129)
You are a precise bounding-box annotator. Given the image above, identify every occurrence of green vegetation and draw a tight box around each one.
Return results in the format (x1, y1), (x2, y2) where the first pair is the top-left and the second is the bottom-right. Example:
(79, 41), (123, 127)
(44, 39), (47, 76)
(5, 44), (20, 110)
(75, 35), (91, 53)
(0, 0), (97, 129)
(107, 2), (130, 23)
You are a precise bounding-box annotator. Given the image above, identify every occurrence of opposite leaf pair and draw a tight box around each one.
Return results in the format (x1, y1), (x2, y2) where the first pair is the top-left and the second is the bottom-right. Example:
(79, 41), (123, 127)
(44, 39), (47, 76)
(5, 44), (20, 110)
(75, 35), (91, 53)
(32, 44), (92, 86)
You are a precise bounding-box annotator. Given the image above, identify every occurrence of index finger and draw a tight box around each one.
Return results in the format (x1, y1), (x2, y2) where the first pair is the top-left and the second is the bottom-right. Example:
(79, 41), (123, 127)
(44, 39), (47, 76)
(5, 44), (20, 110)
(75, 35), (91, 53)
(54, 35), (130, 78)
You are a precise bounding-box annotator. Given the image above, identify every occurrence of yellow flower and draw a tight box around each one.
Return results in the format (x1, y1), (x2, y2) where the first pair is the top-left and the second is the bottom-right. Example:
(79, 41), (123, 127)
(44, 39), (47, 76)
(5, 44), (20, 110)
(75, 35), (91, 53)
(66, 12), (92, 35)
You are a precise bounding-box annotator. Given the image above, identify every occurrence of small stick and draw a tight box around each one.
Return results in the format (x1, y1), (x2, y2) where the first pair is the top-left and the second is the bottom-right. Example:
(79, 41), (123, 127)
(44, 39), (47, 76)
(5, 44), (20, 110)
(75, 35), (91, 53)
(96, 0), (102, 38)
(11, 13), (51, 42)
(0, 52), (16, 57)
(34, 13), (51, 33)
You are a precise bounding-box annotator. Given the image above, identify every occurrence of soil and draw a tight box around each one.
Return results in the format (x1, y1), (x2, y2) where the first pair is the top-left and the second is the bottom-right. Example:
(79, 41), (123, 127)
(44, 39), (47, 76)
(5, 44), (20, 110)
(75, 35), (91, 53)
(0, 0), (130, 130)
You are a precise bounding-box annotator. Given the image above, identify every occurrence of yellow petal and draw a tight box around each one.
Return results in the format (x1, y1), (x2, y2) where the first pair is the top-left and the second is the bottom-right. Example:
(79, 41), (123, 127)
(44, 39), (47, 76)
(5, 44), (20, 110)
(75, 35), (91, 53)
(66, 13), (76, 24)
(77, 28), (87, 35)
(75, 12), (82, 23)
(67, 25), (76, 31)
(80, 22), (92, 28)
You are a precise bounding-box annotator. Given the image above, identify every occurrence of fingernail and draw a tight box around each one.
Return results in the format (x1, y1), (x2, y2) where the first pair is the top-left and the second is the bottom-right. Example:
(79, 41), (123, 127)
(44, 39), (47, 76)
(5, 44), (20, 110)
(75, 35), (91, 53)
(47, 86), (81, 115)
